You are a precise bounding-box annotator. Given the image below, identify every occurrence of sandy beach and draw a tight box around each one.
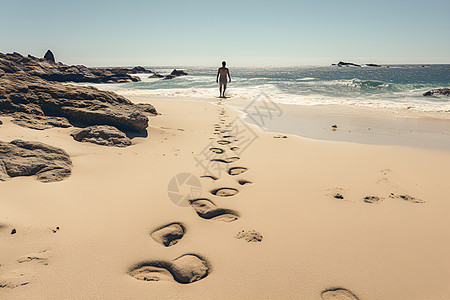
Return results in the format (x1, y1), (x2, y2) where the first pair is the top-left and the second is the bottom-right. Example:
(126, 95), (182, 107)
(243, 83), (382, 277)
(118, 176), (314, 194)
(1, 94), (450, 299)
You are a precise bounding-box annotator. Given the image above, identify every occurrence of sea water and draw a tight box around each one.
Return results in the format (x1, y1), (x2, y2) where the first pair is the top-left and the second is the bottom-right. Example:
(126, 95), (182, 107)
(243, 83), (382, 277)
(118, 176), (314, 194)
(99, 65), (450, 113)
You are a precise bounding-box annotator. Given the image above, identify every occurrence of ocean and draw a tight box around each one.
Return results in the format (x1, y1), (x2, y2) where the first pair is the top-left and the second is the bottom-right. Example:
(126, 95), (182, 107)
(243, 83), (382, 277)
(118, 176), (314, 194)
(98, 65), (450, 113)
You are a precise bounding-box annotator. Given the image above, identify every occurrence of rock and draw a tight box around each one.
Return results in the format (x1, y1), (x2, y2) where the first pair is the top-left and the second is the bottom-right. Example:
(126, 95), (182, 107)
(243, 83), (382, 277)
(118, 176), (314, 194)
(337, 61), (361, 67)
(0, 139), (72, 182)
(10, 112), (71, 130)
(0, 52), (140, 83)
(43, 50), (55, 63)
(0, 72), (148, 132)
(11, 228), (16, 235)
(135, 103), (158, 115)
(130, 66), (151, 73)
(163, 69), (188, 80)
(70, 125), (132, 147)
(163, 74), (177, 80)
(365, 63), (381, 67)
(149, 73), (164, 78)
(423, 88), (450, 97)
(170, 69), (188, 76)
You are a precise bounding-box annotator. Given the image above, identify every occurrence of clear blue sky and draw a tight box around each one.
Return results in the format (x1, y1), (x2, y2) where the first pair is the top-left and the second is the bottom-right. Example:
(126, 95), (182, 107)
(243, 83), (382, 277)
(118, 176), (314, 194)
(1, 0), (449, 66)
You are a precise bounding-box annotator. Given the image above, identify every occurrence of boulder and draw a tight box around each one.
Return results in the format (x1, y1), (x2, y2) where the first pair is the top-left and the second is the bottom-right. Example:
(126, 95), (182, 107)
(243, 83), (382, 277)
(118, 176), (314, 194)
(149, 73), (164, 78)
(170, 69), (188, 76)
(0, 72), (148, 132)
(0, 139), (72, 182)
(44, 50), (55, 63)
(163, 74), (177, 80)
(130, 66), (152, 73)
(10, 112), (71, 130)
(135, 103), (158, 115)
(70, 125), (132, 147)
(423, 88), (450, 97)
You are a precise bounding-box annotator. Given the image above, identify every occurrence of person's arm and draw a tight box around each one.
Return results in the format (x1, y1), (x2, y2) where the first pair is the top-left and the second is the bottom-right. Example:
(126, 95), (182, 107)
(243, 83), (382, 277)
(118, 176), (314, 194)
(227, 69), (231, 82)
(216, 69), (220, 83)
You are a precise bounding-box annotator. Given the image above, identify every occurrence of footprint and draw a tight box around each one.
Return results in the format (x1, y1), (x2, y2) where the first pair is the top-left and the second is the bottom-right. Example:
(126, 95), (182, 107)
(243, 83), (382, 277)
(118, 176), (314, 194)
(17, 251), (49, 265)
(238, 180), (253, 185)
(189, 198), (240, 222)
(200, 175), (218, 181)
(210, 188), (239, 197)
(389, 193), (424, 203)
(228, 167), (248, 176)
(211, 157), (240, 164)
(210, 147), (224, 154)
(363, 196), (383, 204)
(221, 135), (234, 139)
(210, 159), (229, 164)
(150, 223), (185, 247)
(321, 288), (359, 300)
(224, 156), (239, 163)
(235, 230), (263, 242)
(0, 270), (31, 289)
(217, 140), (231, 145)
(128, 254), (209, 284)
(326, 188), (346, 200)
(230, 146), (240, 151)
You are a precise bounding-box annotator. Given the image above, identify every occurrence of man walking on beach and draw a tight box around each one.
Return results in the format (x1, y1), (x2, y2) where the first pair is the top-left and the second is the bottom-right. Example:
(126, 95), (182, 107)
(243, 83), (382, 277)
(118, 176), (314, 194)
(216, 61), (231, 98)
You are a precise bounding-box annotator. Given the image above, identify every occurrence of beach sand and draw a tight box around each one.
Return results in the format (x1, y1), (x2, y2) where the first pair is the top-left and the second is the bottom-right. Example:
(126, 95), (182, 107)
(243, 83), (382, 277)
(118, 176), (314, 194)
(1, 96), (450, 299)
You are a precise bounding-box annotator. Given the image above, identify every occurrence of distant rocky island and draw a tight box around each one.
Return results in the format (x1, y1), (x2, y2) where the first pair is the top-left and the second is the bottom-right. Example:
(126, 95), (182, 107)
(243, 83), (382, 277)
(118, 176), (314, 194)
(332, 61), (381, 67)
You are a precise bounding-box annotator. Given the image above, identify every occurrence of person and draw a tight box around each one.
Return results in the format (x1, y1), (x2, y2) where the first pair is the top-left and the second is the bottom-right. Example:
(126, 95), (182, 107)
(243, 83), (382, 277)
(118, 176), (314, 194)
(216, 61), (231, 98)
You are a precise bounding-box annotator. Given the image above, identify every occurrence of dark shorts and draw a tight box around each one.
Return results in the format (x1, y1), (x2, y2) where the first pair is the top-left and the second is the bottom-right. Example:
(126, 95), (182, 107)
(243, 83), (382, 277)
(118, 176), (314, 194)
(219, 76), (227, 83)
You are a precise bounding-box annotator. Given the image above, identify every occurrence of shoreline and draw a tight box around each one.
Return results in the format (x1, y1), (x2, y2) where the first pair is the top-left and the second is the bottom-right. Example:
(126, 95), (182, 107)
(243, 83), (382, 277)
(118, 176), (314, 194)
(126, 94), (450, 151)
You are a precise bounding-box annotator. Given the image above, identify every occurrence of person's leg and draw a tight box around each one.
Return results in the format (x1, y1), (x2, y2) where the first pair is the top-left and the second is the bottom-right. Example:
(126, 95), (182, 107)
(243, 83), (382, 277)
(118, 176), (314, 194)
(223, 83), (227, 97)
(219, 83), (223, 97)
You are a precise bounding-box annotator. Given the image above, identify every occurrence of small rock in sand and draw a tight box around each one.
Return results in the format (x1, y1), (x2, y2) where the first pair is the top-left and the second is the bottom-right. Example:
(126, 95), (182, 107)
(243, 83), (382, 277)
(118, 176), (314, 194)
(70, 125), (132, 147)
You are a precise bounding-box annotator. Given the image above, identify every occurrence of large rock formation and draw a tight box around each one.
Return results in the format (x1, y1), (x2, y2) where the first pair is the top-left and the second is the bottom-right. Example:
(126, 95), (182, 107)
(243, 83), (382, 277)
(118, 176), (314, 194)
(44, 50), (55, 63)
(70, 125), (132, 147)
(0, 72), (148, 132)
(423, 88), (450, 97)
(163, 69), (188, 80)
(0, 52), (140, 83)
(0, 139), (72, 182)
(10, 112), (72, 130)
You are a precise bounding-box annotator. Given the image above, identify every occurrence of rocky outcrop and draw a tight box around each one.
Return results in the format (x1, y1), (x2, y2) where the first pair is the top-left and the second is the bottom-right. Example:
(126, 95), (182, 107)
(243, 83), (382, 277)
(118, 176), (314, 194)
(423, 88), (450, 97)
(0, 52), (140, 83)
(0, 72), (148, 132)
(365, 63), (381, 67)
(149, 73), (164, 78)
(0, 139), (72, 182)
(163, 69), (188, 80)
(337, 61), (361, 67)
(170, 69), (188, 76)
(70, 125), (132, 147)
(10, 112), (71, 130)
(135, 103), (158, 115)
(130, 66), (152, 74)
(44, 50), (55, 63)
(163, 75), (177, 80)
